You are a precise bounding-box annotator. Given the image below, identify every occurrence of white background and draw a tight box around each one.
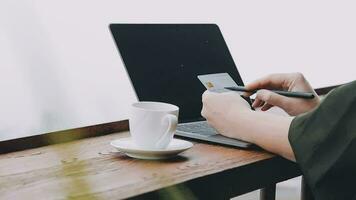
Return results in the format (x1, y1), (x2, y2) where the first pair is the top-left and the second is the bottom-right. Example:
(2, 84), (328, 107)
(1, 0), (355, 140)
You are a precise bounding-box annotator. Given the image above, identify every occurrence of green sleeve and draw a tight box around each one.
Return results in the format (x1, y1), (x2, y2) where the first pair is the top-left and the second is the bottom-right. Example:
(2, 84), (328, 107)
(289, 81), (356, 200)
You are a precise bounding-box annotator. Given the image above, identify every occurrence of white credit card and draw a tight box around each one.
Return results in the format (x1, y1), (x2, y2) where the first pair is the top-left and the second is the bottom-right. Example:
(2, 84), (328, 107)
(197, 73), (239, 93)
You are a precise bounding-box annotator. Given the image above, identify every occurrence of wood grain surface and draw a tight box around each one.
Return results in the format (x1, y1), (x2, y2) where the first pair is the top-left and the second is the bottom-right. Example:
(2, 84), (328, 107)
(0, 120), (129, 154)
(0, 131), (299, 200)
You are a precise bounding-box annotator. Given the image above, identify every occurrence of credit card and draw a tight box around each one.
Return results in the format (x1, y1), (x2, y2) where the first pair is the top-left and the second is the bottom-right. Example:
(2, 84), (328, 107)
(197, 73), (239, 93)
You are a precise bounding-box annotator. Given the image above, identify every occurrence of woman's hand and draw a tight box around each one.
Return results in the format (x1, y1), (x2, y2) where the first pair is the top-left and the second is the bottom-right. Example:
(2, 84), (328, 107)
(201, 91), (254, 142)
(245, 73), (321, 116)
(201, 90), (295, 161)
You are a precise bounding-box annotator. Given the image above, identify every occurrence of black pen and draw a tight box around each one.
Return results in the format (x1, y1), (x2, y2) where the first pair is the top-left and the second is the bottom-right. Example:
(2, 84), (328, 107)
(224, 86), (315, 99)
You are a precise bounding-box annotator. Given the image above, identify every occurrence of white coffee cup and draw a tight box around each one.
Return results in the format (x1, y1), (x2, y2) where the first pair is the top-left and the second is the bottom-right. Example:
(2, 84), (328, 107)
(129, 101), (179, 149)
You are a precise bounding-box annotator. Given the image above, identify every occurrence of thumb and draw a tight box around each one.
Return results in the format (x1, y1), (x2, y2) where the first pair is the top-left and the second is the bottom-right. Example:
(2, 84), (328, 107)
(255, 89), (290, 109)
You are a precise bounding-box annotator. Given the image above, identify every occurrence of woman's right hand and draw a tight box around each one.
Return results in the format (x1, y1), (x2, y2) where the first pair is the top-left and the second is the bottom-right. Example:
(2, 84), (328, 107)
(244, 73), (321, 116)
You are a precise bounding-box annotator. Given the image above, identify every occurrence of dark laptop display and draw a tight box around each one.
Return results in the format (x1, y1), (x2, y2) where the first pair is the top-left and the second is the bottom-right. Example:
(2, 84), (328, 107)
(110, 24), (245, 123)
(110, 24), (252, 148)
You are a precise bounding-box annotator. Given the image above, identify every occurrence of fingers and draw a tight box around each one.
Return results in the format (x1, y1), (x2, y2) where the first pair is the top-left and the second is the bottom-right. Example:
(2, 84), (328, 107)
(260, 103), (274, 111)
(244, 73), (292, 94)
(201, 90), (217, 119)
(242, 91), (254, 97)
(255, 89), (289, 109)
(251, 98), (264, 108)
(202, 90), (210, 102)
(201, 90), (211, 117)
(251, 98), (274, 111)
(201, 90), (249, 119)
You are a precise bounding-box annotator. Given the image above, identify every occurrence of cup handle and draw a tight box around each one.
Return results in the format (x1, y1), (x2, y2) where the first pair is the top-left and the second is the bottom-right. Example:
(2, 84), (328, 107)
(155, 114), (178, 149)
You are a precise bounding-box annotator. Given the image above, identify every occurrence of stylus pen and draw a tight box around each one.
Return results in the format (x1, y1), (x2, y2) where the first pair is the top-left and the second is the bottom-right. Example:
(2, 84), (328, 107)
(224, 86), (315, 99)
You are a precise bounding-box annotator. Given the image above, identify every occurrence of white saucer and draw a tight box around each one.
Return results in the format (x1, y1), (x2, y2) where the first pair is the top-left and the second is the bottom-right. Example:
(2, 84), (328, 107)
(110, 138), (193, 160)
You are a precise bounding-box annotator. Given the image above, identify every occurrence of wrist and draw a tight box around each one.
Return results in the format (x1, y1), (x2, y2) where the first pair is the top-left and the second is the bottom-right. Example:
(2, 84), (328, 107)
(249, 111), (295, 159)
(242, 110), (260, 144)
(227, 108), (256, 142)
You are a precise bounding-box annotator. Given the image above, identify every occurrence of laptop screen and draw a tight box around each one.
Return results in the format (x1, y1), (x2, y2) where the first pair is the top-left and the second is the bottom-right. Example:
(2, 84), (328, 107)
(110, 24), (245, 123)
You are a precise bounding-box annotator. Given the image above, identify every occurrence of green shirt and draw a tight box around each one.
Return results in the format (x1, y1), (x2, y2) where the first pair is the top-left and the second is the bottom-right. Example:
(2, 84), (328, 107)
(289, 81), (356, 200)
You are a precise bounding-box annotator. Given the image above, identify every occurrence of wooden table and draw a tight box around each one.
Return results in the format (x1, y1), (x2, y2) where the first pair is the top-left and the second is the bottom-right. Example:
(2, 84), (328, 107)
(0, 131), (302, 200)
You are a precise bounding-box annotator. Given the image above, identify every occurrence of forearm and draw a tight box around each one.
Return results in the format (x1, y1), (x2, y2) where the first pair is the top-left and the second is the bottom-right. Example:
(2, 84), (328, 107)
(229, 110), (295, 161)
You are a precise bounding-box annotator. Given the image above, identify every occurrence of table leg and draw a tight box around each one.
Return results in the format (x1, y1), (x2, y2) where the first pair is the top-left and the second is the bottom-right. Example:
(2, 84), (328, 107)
(301, 176), (314, 200)
(260, 184), (276, 200)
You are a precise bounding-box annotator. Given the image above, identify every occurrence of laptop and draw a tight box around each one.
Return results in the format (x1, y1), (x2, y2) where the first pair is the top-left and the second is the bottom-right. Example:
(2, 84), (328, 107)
(110, 24), (252, 148)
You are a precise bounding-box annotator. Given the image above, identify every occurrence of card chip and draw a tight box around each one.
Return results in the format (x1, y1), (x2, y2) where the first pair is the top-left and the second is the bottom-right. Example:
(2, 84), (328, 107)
(205, 82), (214, 88)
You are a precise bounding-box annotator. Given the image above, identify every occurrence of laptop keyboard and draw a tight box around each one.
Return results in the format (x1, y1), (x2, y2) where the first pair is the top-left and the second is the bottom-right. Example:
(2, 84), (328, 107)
(177, 121), (218, 137)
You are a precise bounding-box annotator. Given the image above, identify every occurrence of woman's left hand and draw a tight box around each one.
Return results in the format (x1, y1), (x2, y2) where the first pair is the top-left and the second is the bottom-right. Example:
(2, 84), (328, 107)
(201, 90), (295, 160)
(201, 91), (253, 141)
